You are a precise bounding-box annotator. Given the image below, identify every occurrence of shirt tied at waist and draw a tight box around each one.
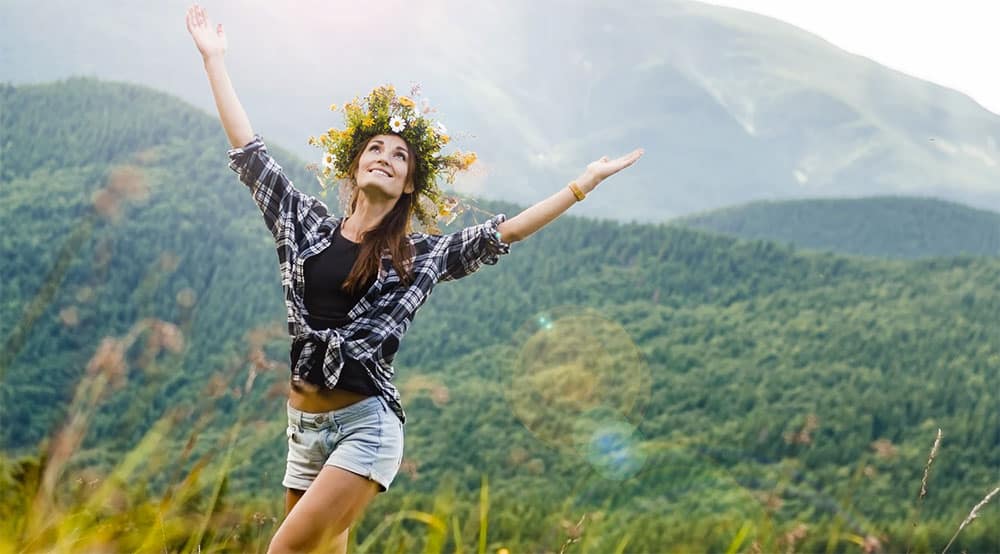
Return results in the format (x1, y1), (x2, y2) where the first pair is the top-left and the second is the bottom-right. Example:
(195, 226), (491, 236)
(291, 328), (348, 389)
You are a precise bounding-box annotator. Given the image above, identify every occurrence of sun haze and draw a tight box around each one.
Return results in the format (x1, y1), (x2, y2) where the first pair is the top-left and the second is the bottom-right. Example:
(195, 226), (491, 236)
(701, 0), (1000, 115)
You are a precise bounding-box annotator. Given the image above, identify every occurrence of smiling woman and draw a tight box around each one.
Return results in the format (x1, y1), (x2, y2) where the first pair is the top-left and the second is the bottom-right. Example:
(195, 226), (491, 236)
(187, 3), (642, 552)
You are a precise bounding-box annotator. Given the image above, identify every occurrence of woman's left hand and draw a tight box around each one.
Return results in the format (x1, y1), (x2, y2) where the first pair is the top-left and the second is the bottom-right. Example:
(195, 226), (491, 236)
(582, 148), (644, 191)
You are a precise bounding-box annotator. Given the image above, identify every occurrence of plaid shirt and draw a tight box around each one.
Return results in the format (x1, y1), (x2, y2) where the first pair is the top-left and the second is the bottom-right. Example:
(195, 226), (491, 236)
(227, 134), (512, 424)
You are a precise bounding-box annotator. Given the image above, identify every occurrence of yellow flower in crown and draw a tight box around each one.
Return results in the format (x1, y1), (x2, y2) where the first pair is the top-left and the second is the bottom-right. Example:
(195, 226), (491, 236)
(308, 83), (477, 232)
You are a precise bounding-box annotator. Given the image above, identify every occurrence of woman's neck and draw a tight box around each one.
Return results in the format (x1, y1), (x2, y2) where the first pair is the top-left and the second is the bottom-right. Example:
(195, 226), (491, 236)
(343, 191), (395, 241)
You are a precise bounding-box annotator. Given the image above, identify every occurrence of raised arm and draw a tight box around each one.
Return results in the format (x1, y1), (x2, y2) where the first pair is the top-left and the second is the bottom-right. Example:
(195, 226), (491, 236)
(185, 4), (324, 238)
(186, 4), (253, 148)
(436, 148), (644, 282)
(498, 148), (644, 243)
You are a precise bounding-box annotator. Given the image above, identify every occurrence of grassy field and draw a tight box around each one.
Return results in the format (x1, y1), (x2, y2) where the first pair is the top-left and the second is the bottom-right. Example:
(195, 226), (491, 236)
(2, 360), (996, 554)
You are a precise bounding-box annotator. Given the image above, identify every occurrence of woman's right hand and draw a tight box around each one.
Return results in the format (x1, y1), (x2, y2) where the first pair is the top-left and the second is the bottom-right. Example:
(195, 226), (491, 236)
(185, 4), (227, 60)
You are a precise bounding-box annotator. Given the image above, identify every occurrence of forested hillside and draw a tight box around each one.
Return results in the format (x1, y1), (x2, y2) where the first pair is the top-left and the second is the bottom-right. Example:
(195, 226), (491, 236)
(2, 79), (997, 552)
(674, 196), (1000, 259)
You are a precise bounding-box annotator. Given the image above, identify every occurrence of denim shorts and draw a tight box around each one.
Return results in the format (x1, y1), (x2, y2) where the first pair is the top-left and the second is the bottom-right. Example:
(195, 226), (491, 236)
(283, 395), (404, 493)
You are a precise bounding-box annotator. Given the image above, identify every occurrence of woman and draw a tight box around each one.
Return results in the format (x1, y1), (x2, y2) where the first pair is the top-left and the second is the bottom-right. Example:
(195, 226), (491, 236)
(186, 4), (643, 553)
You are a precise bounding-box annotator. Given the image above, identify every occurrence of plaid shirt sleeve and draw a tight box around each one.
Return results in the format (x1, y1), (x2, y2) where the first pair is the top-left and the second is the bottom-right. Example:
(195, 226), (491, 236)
(436, 213), (513, 282)
(227, 133), (326, 238)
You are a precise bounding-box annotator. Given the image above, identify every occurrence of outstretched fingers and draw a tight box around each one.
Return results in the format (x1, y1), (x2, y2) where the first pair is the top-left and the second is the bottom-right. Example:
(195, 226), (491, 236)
(586, 147), (644, 180)
(192, 4), (208, 27)
(612, 148), (644, 172)
(186, 5), (203, 31)
(186, 3), (227, 57)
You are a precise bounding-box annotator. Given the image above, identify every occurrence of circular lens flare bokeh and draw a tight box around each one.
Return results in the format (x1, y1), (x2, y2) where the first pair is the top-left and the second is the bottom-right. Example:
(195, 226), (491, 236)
(505, 305), (653, 478)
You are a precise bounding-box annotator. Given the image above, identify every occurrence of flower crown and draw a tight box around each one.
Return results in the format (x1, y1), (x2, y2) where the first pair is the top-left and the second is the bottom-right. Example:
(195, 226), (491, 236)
(307, 83), (475, 234)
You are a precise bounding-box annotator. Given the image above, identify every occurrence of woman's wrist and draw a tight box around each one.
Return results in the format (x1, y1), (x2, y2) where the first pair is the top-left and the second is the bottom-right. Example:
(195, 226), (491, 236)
(575, 172), (602, 194)
(202, 53), (226, 66)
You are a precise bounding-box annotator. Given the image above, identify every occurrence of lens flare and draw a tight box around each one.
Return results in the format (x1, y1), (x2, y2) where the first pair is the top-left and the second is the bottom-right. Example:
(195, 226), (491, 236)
(504, 305), (653, 476)
(572, 414), (647, 481)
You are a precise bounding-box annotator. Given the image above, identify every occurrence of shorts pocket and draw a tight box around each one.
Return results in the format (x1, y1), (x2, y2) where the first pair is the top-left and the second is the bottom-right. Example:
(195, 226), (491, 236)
(288, 424), (331, 459)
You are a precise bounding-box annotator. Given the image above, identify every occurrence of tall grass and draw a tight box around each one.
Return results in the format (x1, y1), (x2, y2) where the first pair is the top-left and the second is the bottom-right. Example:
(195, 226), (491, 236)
(2, 322), (997, 552)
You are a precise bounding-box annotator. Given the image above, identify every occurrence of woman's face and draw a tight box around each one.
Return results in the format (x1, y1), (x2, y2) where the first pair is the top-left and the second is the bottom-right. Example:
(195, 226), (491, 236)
(355, 134), (414, 198)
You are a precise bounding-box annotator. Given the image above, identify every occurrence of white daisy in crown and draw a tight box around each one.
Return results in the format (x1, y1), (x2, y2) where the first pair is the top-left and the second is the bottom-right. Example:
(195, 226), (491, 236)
(389, 115), (406, 133)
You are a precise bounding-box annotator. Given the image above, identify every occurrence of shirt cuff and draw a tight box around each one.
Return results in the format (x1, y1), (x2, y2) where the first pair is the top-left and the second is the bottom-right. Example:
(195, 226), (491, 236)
(226, 133), (266, 177)
(483, 213), (512, 259)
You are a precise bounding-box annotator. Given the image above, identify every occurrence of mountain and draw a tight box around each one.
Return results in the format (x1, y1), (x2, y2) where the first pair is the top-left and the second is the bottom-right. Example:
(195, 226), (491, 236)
(1, 79), (998, 551)
(672, 196), (1000, 258)
(1, 0), (999, 223)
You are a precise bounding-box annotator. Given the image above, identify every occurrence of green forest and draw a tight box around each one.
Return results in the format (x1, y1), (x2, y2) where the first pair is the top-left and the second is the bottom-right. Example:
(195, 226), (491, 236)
(673, 197), (1000, 259)
(1, 78), (998, 553)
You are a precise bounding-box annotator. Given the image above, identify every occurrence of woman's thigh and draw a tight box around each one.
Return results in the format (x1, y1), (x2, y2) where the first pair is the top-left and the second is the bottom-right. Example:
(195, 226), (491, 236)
(269, 467), (377, 553)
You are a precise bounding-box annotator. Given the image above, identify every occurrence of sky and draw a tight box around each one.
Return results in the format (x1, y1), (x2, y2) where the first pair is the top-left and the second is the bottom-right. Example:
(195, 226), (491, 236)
(702, 0), (1000, 115)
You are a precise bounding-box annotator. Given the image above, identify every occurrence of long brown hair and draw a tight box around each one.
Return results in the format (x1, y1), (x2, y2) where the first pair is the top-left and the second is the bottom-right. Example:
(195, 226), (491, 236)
(340, 135), (421, 295)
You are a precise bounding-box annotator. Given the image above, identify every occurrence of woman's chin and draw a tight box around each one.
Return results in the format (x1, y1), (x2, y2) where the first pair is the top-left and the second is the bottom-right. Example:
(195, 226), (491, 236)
(357, 181), (398, 199)
(356, 180), (382, 192)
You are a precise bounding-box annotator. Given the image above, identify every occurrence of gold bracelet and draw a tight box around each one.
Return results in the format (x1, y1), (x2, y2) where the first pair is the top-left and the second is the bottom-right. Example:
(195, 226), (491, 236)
(568, 181), (586, 201)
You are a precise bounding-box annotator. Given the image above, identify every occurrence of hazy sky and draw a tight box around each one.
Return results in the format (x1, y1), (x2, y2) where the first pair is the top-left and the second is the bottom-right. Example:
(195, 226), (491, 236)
(702, 0), (1000, 115)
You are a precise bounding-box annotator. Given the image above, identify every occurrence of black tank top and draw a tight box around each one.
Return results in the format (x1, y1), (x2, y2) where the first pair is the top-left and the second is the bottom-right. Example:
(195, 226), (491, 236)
(299, 222), (378, 395)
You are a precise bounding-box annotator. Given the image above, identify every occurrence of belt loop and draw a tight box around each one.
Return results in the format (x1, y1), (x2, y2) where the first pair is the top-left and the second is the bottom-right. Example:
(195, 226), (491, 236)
(330, 408), (342, 434)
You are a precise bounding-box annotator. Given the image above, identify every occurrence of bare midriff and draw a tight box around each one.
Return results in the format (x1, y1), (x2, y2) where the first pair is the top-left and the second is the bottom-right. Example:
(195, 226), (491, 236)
(288, 377), (374, 412)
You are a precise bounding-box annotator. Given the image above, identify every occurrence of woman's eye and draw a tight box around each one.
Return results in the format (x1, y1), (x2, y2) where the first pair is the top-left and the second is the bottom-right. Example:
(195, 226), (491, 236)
(394, 152), (406, 160)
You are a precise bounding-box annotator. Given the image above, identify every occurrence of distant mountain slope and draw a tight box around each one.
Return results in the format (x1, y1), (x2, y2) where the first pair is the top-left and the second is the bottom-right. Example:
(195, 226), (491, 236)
(673, 196), (1000, 258)
(2, 79), (998, 550)
(2, 0), (1000, 222)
